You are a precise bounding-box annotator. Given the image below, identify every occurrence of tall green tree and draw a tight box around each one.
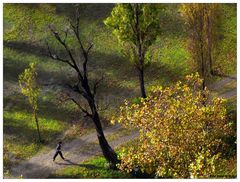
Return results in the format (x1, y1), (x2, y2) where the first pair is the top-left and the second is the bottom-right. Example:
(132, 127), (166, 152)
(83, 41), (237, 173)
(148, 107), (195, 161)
(104, 4), (161, 98)
(180, 4), (222, 89)
(19, 62), (42, 142)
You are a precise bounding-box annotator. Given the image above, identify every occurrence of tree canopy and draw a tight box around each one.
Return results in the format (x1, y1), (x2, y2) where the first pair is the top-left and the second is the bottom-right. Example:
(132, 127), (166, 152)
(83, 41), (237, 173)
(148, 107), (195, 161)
(104, 3), (161, 66)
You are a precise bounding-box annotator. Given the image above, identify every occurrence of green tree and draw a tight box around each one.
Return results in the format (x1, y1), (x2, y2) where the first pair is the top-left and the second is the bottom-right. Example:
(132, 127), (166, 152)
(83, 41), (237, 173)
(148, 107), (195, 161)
(104, 4), (162, 98)
(111, 73), (231, 178)
(180, 4), (222, 89)
(19, 62), (42, 142)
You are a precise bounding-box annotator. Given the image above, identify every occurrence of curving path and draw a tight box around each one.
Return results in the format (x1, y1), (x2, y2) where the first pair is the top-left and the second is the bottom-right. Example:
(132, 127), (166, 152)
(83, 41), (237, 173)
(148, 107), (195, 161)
(9, 124), (138, 179)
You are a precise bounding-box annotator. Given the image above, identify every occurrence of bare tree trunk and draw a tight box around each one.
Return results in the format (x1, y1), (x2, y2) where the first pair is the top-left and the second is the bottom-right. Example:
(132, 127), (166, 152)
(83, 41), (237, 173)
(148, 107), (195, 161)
(34, 110), (41, 142)
(83, 81), (119, 166)
(90, 103), (119, 166)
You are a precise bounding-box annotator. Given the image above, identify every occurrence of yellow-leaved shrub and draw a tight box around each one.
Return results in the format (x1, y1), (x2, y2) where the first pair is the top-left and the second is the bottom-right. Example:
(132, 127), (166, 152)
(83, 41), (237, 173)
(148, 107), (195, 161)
(111, 73), (231, 178)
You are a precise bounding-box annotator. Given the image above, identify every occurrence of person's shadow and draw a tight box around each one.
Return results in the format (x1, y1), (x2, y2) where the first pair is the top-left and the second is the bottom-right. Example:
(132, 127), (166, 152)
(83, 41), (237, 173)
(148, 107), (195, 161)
(55, 159), (101, 170)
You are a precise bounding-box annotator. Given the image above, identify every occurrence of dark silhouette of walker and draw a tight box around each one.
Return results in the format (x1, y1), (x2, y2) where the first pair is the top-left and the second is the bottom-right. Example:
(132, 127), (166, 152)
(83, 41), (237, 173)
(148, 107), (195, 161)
(53, 141), (65, 161)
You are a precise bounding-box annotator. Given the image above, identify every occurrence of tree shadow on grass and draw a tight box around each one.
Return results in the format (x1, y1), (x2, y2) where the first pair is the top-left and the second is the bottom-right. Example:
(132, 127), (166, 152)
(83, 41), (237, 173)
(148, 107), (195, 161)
(55, 3), (114, 22)
(55, 159), (103, 170)
(4, 116), (64, 144)
(3, 94), (77, 124)
(4, 57), (69, 84)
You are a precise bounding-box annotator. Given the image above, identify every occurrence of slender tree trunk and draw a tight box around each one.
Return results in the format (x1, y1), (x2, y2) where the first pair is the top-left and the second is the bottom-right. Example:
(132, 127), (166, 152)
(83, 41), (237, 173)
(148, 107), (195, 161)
(199, 8), (206, 90)
(34, 110), (41, 142)
(207, 15), (214, 75)
(135, 4), (147, 98)
(201, 45), (206, 90)
(138, 68), (147, 98)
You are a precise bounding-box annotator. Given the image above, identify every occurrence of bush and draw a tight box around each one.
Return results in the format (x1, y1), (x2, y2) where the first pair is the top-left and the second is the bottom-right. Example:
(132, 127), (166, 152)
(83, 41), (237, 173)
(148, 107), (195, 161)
(111, 73), (232, 178)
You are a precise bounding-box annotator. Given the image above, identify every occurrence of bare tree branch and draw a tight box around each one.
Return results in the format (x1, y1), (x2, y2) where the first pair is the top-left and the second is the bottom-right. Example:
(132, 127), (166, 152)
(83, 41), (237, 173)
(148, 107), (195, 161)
(48, 26), (84, 81)
(97, 101), (110, 112)
(63, 29), (69, 43)
(70, 98), (92, 118)
(86, 43), (94, 54)
(93, 75), (104, 96)
(62, 91), (93, 118)
(46, 42), (75, 68)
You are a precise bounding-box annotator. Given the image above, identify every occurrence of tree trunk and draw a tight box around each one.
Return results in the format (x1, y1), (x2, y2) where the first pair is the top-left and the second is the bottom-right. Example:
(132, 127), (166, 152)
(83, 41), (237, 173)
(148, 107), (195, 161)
(138, 68), (147, 98)
(199, 8), (206, 91)
(201, 45), (206, 90)
(34, 110), (41, 142)
(135, 4), (147, 98)
(82, 79), (119, 167)
(89, 101), (119, 167)
(207, 15), (214, 75)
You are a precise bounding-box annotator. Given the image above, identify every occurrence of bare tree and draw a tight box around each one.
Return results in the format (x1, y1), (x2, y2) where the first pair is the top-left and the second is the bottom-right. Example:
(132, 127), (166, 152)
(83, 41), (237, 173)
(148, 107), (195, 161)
(46, 8), (119, 167)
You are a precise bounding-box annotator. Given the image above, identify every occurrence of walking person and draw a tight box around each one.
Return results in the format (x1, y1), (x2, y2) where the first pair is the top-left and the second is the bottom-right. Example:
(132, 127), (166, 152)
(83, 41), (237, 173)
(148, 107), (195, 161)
(53, 141), (65, 161)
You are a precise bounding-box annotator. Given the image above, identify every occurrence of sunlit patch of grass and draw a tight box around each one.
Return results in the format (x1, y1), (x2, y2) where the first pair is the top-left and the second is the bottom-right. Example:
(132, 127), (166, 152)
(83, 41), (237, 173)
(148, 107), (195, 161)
(4, 110), (65, 133)
(4, 110), (67, 162)
(49, 155), (131, 179)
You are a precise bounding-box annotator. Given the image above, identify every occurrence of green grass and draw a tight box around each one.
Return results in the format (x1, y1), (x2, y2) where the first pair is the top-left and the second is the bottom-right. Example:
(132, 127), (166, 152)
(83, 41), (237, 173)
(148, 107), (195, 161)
(4, 109), (66, 158)
(48, 156), (131, 179)
(3, 90), (80, 173)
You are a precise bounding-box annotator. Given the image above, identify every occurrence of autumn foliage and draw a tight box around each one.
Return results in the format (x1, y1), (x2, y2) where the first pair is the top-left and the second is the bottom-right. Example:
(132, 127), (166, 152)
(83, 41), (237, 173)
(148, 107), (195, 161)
(111, 73), (231, 178)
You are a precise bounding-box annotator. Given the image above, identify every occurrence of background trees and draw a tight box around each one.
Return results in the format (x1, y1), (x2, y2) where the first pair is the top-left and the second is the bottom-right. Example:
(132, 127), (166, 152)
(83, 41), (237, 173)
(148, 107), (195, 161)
(180, 4), (223, 89)
(112, 73), (232, 178)
(104, 4), (162, 98)
(19, 62), (42, 142)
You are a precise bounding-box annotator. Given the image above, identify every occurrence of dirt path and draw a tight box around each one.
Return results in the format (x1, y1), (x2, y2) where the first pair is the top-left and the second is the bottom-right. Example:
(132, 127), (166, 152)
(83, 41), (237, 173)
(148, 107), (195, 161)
(9, 124), (138, 179)
(8, 74), (236, 179)
(208, 74), (237, 98)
